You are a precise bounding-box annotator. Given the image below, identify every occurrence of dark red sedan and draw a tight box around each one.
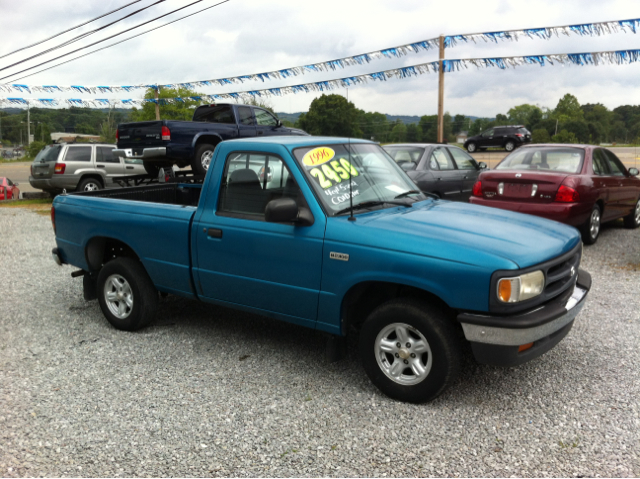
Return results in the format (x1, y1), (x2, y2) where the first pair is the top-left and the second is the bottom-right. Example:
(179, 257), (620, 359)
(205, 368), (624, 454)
(0, 177), (20, 201)
(469, 144), (640, 244)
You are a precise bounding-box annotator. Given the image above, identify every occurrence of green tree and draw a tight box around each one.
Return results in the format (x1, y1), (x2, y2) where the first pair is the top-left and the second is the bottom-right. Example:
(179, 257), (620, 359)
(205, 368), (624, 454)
(388, 120), (407, 143)
(553, 94), (584, 123)
(532, 128), (551, 143)
(551, 129), (578, 143)
(357, 110), (389, 142)
(27, 141), (46, 159)
(130, 87), (206, 122)
(508, 104), (543, 130)
(406, 123), (422, 142)
(296, 94), (362, 137)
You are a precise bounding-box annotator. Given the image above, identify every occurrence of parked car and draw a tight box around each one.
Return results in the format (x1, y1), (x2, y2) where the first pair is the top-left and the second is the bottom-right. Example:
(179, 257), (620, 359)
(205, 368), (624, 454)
(29, 143), (147, 196)
(464, 125), (531, 153)
(383, 143), (487, 201)
(0, 177), (20, 200)
(115, 103), (308, 176)
(469, 144), (640, 244)
(51, 136), (591, 403)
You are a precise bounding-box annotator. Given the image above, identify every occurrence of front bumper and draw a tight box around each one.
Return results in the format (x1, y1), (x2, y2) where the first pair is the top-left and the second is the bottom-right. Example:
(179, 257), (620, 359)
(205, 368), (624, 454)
(458, 269), (591, 366)
(114, 147), (167, 161)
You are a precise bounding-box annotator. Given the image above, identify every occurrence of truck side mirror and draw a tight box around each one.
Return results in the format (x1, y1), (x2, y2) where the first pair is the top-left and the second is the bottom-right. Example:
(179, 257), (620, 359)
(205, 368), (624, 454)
(478, 161), (487, 169)
(276, 119), (282, 128)
(629, 167), (639, 176)
(265, 197), (313, 225)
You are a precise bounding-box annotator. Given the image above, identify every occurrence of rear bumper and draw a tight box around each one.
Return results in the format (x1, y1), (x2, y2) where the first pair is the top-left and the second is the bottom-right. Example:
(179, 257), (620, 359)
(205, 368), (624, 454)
(458, 269), (591, 366)
(469, 197), (591, 227)
(29, 175), (83, 192)
(114, 147), (167, 161)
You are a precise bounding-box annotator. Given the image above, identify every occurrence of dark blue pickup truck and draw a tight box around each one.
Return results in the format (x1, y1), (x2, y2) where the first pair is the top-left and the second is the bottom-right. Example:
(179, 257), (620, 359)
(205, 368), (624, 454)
(51, 136), (591, 402)
(114, 103), (307, 176)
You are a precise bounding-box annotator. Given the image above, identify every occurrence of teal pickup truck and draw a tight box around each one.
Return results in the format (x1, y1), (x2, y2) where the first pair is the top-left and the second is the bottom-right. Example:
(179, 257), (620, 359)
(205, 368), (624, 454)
(51, 136), (591, 402)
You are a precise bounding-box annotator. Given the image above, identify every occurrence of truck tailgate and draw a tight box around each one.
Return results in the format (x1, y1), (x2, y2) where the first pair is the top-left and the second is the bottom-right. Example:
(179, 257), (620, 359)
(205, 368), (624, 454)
(117, 121), (164, 151)
(53, 195), (197, 297)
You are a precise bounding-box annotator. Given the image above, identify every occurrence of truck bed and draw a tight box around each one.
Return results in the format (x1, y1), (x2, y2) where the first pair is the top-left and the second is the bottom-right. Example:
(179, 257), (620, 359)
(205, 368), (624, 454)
(72, 183), (202, 207)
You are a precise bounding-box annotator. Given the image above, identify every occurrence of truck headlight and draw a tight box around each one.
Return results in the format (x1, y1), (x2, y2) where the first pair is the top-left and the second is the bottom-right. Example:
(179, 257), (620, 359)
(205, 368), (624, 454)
(497, 270), (545, 303)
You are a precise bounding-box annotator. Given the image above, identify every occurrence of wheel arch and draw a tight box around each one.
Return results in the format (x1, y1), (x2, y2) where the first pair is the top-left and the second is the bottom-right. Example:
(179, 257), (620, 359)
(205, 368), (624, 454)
(85, 236), (142, 272)
(78, 174), (105, 188)
(340, 281), (456, 336)
(192, 133), (223, 150)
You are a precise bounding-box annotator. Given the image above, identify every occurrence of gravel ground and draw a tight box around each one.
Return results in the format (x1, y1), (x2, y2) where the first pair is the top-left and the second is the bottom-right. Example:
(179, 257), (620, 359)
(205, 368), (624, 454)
(0, 207), (638, 477)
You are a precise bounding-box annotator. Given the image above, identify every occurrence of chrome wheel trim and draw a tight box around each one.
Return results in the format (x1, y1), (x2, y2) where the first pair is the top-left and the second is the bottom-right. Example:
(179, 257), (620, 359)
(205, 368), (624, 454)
(467, 143), (476, 152)
(505, 142), (515, 152)
(374, 322), (432, 386)
(201, 150), (213, 170)
(84, 182), (100, 192)
(104, 274), (134, 319)
(634, 200), (640, 225)
(590, 209), (601, 239)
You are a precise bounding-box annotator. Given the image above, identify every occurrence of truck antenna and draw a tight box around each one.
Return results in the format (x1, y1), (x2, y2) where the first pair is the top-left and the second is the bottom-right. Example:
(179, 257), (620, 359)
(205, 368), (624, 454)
(348, 136), (355, 222)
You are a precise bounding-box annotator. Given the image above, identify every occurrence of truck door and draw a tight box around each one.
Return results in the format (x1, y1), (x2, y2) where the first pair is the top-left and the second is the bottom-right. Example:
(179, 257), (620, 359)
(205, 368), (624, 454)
(193, 150), (325, 326)
(237, 106), (256, 138)
(95, 145), (124, 180)
(428, 147), (463, 200)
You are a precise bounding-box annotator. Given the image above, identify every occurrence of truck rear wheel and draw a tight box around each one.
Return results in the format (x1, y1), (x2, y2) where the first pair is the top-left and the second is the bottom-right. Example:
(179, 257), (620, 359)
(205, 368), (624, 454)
(359, 298), (461, 403)
(143, 162), (160, 177)
(192, 143), (216, 176)
(97, 258), (158, 331)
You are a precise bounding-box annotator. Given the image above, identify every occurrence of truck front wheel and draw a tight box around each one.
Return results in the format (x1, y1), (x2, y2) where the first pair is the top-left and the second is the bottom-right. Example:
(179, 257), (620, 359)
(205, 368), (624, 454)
(192, 143), (216, 176)
(359, 298), (461, 403)
(97, 258), (158, 331)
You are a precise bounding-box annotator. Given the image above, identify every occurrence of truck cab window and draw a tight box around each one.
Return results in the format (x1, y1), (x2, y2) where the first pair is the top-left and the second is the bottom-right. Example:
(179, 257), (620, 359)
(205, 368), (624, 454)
(194, 106), (235, 124)
(218, 152), (306, 218)
(237, 107), (255, 126)
(254, 108), (278, 127)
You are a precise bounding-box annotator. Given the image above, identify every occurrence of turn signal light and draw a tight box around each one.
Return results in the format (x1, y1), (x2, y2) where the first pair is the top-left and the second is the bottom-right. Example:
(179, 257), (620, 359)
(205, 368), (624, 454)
(518, 342), (534, 352)
(472, 180), (482, 197)
(54, 163), (66, 174)
(498, 279), (512, 302)
(115, 129), (119, 141)
(161, 126), (171, 141)
(555, 185), (580, 202)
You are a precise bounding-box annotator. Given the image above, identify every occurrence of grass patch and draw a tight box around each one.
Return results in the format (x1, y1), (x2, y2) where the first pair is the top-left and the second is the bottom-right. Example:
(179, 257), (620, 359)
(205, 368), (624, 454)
(0, 198), (53, 215)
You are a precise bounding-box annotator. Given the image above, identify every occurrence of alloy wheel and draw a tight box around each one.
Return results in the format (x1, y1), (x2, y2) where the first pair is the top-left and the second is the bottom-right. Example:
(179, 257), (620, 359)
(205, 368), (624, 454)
(104, 274), (134, 319)
(374, 322), (433, 386)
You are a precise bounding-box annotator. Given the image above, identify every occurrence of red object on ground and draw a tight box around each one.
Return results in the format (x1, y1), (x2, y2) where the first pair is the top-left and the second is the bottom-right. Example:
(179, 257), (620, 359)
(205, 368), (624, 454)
(0, 177), (20, 200)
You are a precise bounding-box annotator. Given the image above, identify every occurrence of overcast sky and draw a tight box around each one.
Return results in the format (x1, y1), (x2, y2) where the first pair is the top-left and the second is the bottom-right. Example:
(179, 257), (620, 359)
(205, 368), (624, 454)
(1, 0), (640, 117)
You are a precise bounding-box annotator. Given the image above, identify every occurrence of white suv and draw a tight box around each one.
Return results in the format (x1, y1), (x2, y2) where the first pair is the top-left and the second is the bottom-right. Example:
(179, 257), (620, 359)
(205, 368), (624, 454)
(29, 143), (146, 195)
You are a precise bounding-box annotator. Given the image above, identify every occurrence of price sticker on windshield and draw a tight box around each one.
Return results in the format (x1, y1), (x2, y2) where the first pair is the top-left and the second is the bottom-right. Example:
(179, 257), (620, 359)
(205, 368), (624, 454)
(300, 147), (360, 190)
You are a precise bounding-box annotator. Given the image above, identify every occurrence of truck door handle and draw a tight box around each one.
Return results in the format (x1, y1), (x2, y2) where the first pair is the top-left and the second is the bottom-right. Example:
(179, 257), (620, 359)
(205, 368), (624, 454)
(257, 131), (264, 135)
(96, 164), (105, 168)
(207, 228), (223, 238)
(126, 166), (134, 170)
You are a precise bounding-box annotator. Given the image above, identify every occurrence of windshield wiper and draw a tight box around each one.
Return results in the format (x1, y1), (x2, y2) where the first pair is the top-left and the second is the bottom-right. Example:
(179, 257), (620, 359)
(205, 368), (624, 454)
(334, 200), (411, 216)
(394, 189), (423, 200)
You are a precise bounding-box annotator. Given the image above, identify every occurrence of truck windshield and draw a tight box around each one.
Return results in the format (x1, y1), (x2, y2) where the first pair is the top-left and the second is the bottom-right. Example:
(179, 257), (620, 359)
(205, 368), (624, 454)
(293, 143), (423, 215)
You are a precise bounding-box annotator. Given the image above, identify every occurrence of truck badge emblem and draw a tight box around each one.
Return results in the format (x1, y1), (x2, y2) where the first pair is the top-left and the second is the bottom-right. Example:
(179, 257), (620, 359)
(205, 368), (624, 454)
(330, 252), (349, 262)
(570, 266), (576, 277)
(515, 173), (522, 178)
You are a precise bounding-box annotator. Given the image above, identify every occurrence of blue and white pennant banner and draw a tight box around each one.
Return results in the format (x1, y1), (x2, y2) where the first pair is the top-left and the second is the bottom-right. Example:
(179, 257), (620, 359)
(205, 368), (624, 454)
(2, 48), (640, 108)
(2, 17), (640, 96)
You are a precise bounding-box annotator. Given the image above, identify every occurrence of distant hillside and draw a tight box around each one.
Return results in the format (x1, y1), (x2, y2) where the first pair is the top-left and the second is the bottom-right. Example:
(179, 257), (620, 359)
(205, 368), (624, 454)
(276, 112), (486, 125)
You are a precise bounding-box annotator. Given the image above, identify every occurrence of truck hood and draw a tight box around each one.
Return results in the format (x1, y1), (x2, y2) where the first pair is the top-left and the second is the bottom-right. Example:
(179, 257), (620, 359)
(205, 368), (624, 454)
(329, 199), (581, 270)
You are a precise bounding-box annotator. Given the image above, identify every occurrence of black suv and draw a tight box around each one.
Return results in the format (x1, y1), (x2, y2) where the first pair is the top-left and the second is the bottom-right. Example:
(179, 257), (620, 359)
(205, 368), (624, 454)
(464, 125), (531, 153)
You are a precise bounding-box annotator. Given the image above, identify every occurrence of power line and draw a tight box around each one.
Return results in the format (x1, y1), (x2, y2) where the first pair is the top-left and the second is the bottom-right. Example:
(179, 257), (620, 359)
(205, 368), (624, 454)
(0, 0), (168, 73)
(0, 0), (144, 60)
(0, 0), (231, 83)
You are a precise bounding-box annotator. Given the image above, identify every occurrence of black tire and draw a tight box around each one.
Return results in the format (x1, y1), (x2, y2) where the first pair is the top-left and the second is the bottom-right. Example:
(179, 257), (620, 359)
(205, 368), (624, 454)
(359, 298), (461, 403)
(623, 198), (640, 229)
(143, 162), (161, 177)
(466, 142), (477, 153)
(504, 141), (516, 152)
(77, 177), (102, 192)
(97, 258), (158, 331)
(192, 143), (216, 176)
(580, 204), (601, 245)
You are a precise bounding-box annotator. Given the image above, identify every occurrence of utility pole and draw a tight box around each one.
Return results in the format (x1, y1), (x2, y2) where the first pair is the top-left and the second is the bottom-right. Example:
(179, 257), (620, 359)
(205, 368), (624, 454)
(27, 103), (31, 145)
(437, 35), (445, 143)
(155, 84), (160, 120)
